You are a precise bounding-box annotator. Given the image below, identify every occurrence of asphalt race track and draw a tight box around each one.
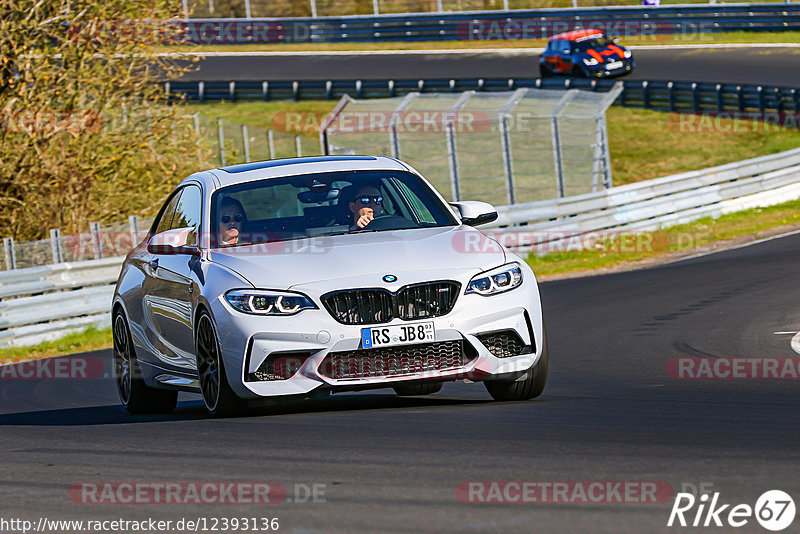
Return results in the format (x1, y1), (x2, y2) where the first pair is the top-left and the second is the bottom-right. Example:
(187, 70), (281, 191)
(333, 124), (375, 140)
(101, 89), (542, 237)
(3, 232), (800, 533)
(177, 46), (800, 86)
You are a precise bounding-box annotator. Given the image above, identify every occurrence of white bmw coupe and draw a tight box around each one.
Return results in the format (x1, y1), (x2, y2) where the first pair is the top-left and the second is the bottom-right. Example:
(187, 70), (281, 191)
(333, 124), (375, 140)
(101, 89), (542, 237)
(112, 156), (547, 416)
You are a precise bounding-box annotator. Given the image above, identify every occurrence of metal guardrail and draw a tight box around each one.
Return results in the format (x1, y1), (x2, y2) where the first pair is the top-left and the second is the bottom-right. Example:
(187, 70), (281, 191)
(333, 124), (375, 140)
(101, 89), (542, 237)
(168, 78), (800, 114)
(0, 258), (123, 348)
(175, 4), (800, 44)
(2, 147), (800, 347)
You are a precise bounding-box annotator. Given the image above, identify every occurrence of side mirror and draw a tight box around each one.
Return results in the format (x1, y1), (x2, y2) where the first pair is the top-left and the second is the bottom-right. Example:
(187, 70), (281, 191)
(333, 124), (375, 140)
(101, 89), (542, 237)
(449, 201), (498, 227)
(613, 37), (620, 44)
(147, 227), (199, 255)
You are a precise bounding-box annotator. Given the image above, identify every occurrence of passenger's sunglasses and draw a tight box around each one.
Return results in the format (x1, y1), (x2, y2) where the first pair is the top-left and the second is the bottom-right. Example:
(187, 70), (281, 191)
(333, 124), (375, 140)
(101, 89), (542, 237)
(221, 214), (244, 224)
(357, 195), (383, 205)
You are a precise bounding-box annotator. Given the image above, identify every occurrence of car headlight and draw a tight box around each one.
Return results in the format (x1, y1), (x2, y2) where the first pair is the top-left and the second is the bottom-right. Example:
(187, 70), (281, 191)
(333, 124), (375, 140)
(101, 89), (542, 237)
(225, 289), (317, 315)
(583, 57), (599, 66)
(466, 263), (523, 296)
(623, 50), (632, 58)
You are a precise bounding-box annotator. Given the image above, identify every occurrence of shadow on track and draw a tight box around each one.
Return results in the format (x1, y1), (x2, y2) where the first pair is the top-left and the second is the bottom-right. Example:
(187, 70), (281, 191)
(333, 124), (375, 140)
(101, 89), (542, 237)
(0, 393), (495, 426)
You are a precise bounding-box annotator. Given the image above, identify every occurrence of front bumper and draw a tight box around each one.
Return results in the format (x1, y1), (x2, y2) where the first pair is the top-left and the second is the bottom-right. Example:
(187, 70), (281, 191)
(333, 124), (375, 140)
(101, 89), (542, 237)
(585, 58), (635, 78)
(211, 266), (544, 400)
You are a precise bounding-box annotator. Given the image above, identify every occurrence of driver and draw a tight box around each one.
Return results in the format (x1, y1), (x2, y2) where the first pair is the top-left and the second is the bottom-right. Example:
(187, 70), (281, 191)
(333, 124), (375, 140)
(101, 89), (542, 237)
(348, 184), (384, 229)
(219, 197), (247, 246)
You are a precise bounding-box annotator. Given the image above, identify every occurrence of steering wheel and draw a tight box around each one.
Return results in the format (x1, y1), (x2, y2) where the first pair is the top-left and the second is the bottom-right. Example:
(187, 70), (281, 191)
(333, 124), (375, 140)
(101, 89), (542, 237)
(362, 214), (409, 231)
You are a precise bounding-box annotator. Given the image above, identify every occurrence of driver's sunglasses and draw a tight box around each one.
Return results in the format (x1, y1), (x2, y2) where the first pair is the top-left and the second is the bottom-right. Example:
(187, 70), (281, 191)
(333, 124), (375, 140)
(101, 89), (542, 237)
(221, 214), (244, 224)
(357, 195), (383, 206)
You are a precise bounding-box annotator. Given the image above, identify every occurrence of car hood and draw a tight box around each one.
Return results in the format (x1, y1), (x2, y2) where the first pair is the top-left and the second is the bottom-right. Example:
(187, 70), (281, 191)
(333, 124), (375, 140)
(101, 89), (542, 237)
(579, 46), (628, 64)
(208, 226), (508, 290)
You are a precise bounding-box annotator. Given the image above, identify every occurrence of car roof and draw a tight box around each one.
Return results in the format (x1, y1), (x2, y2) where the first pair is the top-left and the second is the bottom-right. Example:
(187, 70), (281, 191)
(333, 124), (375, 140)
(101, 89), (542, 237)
(180, 155), (412, 190)
(549, 29), (604, 42)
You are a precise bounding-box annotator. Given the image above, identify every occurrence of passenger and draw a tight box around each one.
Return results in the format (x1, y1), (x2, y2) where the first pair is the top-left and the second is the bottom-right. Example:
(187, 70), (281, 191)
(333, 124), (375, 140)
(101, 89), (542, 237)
(348, 184), (384, 229)
(219, 197), (246, 246)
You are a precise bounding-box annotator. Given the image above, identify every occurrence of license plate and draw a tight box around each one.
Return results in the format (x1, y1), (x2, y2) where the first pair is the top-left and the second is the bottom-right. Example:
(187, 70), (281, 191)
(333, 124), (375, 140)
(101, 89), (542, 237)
(361, 322), (435, 349)
(606, 61), (624, 70)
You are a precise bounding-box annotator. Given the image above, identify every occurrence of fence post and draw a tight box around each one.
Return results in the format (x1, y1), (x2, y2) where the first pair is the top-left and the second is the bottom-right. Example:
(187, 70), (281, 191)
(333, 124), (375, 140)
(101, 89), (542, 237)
(90, 222), (103, 260)
(437, 0), (444, 11)
(193, 113), (203, 162)
(550, 90), (579, 198)
(389, 92), (419, 159)
(182, 0), (189, 19)
(445, 91), (474, 202)
(129, 216), (140, 249)
(504, 0), (510, 9)
(244, 0), (252, 18)
(242, 124), (251, 162)
(296, 135), (302, 157)
(318, 95), (353, 157)
(50, 229), (63, 264)
(499, 88), (528, 205)
(373, 0), (379, 14)
(310, 0), (318, 17)
(268, 130), (276, 159)
(2, 238), (15, 270)
(217, 118), (226, 165)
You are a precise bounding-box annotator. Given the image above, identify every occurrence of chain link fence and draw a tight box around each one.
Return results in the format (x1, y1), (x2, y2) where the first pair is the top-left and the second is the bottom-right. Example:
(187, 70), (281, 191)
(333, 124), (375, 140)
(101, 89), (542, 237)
(323, 84), (621, 204)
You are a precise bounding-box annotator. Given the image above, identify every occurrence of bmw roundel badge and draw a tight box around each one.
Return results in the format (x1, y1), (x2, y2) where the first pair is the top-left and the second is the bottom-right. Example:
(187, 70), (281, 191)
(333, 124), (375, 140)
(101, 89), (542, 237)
(382, 274), (397, 283)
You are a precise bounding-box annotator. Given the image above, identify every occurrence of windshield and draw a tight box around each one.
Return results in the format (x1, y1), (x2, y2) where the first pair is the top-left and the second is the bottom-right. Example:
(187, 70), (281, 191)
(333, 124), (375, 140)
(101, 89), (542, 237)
(210, 170), (459, 248)
(573, 37), (613, 52)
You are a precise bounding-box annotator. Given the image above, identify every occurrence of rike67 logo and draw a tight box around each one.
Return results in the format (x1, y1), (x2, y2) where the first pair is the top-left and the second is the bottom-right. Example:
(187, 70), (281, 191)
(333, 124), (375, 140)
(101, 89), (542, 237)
(668, 490), (795, 531)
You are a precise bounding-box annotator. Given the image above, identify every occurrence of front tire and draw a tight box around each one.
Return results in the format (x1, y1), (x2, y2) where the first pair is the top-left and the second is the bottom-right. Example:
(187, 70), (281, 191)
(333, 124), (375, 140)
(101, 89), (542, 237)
(196, 312), (247, 417)
(113, 311), (178, 414)
(393, 382), (443, 396)
(484, 326), (548, 402)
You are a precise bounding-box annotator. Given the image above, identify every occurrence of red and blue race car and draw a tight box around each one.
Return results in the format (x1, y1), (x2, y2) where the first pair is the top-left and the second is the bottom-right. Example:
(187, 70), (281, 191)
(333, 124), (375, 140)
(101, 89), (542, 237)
(539, 29), (635, 78)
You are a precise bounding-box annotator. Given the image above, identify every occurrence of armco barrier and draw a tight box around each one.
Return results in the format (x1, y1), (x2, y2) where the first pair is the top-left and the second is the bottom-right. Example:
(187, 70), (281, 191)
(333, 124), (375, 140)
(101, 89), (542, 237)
(166, 78), (800, 114)
(176, 4), (800, 44)
(0, 258), (123, 347)
(2, 147), (800, 347)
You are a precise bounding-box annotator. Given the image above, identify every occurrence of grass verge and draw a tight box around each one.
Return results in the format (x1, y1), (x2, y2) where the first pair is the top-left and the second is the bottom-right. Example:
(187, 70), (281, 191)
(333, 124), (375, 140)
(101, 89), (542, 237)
(527, 198), (800, 278)
(0, 326), (112, 364)
(156, 31), (800, 54)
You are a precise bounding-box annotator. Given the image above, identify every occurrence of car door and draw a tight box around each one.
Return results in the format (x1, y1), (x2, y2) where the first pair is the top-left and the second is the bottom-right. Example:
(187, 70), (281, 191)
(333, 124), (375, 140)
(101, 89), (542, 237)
(142, 184), (203, 372)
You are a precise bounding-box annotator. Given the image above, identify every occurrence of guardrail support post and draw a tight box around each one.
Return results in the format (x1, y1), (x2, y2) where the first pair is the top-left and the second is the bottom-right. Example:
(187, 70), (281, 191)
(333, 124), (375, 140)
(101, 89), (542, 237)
(692, 83), (700, 112)
(262, 81), (269, 101)
(90, 222), (103, 260)
(757, 86), (765, 113)
(737, 85), (745, 112)
(268, 130), (276, 159)
(129, 216), (140, 249)
(716, 84), (724, 112)
(50, 229), (63, 264)
(217, 118), (226, 165)
(373, 0), (379, 15)
(296, 135), (303, 157)
(642, 81), (650, 109)
(2, 238), (15, 270)
(244, 0), (252, 18)
(667, 82), (675, 112)
(198, 81), (205, 104)
(242, 124), (251, 162)
(229, 81), (236, 102)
